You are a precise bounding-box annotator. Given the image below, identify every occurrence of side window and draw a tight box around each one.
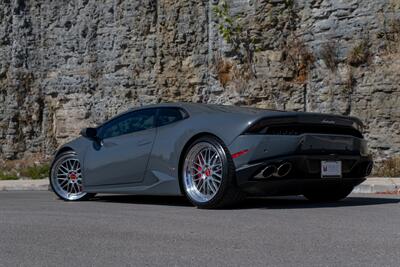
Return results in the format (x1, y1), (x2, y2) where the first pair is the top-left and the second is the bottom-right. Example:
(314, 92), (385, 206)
(100, 109), (156, 139)
(157, 108), (187, 127)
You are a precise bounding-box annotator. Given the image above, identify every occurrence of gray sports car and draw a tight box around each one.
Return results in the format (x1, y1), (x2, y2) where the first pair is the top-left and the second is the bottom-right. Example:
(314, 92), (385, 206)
(50, 102), (373, 208)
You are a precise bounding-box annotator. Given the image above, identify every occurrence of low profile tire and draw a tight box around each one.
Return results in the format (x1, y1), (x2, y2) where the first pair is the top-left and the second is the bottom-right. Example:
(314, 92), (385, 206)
(303, 184), (354, 202)
(50, 151), (95, 201)
(181, 136), (244, 209)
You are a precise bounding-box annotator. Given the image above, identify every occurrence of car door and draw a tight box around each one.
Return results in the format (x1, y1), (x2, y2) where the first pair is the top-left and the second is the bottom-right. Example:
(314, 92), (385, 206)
(143, 107), (190, 181)
(83, 108), (157, 186)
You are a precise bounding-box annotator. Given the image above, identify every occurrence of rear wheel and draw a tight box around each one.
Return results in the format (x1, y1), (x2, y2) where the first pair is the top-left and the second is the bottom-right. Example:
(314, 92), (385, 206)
(303, 184), (354, 202)
(50, 151), (95, 201)
(182, 136), (244, 209)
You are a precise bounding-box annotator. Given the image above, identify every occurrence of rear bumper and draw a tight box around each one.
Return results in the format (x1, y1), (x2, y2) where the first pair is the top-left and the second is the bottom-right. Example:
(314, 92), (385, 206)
(235, 154), (372, 196)
(238, 177), (366, 196)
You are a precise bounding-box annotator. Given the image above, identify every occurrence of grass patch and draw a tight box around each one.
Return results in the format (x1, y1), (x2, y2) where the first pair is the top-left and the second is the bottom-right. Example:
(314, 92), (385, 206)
(0, 160), (50, 180)
(374, 157), (400, 177)
(0, 171), (19, 180)
(20, 164), (50, 180)
(347, 39), (371, 67)
(283, 37), (315, 83)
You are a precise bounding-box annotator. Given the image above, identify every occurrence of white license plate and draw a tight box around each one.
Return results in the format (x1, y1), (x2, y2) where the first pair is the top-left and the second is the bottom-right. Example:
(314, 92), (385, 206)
(321, 161), (342, 178)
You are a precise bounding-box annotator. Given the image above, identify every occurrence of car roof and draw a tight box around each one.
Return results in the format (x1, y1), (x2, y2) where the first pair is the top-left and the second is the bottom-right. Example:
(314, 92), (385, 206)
(96, 102), (283, 127)
(101, 102), (362, 127)
(131, 102), (287, 115)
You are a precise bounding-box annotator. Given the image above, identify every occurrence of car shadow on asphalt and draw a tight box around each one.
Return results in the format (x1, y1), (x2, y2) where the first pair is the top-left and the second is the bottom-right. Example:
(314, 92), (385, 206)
(93, 194), (400, 209)
(233, 195), (400, 210)
(94, 195), (193, 207)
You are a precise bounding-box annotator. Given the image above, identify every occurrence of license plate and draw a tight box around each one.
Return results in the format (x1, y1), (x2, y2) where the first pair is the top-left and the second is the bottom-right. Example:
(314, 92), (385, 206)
(321, 161), (342, 178)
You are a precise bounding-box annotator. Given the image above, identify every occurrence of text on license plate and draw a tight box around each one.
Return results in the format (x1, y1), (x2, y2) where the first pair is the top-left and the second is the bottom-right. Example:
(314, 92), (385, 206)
(321, 161), (342, 178)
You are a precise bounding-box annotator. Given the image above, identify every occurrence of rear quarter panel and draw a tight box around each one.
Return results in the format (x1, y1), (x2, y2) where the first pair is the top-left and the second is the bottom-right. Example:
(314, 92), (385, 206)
(145, 112), (255, 193)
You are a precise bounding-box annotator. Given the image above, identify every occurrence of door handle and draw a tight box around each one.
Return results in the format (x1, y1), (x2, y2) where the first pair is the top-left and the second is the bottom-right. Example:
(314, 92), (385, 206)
(137, 139), (151, 146)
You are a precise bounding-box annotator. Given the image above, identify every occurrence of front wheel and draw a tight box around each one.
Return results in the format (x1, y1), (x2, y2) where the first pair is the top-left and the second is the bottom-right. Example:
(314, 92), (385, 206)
(181, 136), (244, 209)
(50, 151), (95, 201)
(303, 184), (354, 202)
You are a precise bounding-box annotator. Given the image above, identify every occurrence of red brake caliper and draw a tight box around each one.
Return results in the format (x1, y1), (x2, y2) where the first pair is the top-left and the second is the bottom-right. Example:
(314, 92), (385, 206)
(197, 166), (202, 180)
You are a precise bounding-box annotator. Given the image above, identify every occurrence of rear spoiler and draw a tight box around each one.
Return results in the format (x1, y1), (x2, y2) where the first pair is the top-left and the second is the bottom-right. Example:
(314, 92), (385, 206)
(243, 114), (364, 137)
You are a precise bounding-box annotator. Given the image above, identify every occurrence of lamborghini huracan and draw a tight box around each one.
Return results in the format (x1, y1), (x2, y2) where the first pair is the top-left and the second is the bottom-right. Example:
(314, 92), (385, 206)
(50, 103), (373, 208)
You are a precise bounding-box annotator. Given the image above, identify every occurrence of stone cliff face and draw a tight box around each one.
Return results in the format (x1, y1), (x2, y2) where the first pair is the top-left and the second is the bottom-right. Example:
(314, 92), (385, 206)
(0, 0), (399, 162)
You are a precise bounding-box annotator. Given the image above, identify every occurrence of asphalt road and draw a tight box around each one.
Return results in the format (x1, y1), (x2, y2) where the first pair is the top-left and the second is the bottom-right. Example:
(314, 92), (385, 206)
(0, 192), (399, 267)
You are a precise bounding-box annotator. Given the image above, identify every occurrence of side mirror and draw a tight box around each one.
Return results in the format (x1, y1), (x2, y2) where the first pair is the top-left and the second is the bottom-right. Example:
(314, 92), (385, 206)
(80, 127), (98, 140)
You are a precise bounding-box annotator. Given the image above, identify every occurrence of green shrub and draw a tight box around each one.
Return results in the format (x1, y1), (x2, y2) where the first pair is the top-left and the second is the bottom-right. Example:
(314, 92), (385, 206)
(0, 171), (18, 180)
(213, 0), (256, 78)
(20, 164), (50, 180)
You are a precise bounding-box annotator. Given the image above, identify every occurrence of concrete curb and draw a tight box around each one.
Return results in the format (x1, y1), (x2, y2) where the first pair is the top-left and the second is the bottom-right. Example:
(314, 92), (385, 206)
(353, 177), (400, 194)
(0, 177), (399, 194)
(0, 179), (49, 191)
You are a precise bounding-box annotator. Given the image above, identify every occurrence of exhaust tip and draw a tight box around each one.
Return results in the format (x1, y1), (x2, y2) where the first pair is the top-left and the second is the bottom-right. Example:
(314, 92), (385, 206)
(365, 162), (373, 177)
(262, 165), (277, 178)
(276, 162), (292, 177)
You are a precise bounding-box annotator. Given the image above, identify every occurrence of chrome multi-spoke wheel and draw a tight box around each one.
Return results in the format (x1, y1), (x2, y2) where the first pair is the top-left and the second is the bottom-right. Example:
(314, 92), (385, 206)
(182, 136), (244, 208)
(183, 141), (224, 203)
(50, 152), (90, 201)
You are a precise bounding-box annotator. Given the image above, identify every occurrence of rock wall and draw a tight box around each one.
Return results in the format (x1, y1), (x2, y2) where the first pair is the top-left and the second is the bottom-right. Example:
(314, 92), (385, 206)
(0, 0), (399, 162)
